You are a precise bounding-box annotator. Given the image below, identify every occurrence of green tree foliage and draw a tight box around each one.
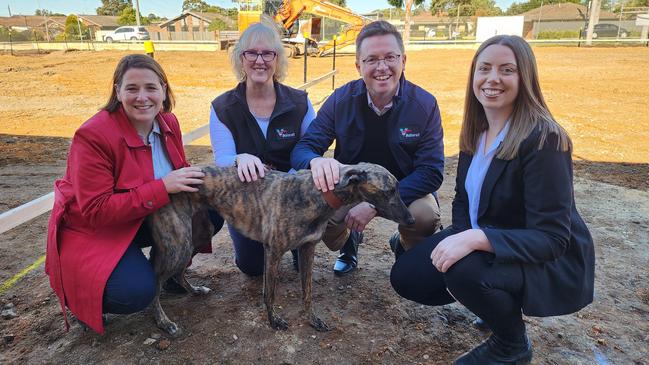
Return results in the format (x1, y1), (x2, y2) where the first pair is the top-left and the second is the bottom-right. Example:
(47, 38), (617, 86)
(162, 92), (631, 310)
(613, 0), (649, 13)
(96, 0), (132, 16)
(430, 0), (503, 17)
(328, 0), (347, 6)
(35, 9), (65, 16)
(62, 14), (91, 40)
(207, 18), (227, 31)
(388, 0), (427, 8)
(117, 5), (151, 25)
(430, 0), (485, 16)
(505, 0), (580, 15)
(147, 13), (167, 22)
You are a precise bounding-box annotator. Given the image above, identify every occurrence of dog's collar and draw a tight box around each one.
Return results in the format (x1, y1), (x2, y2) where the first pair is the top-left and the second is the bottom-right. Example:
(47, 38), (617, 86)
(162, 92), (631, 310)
(321, 190), (344, 210)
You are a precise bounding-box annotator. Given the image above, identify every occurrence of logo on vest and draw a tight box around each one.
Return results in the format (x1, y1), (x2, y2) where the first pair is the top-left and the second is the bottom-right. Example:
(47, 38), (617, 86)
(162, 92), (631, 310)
(276, 128), (296, 139)
(399, 127), (420, 139)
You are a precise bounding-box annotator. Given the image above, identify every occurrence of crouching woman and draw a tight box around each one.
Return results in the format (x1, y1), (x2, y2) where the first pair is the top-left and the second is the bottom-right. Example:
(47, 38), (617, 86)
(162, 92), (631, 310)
(390, 35), (595, 365)
(45, 54), (223, 334)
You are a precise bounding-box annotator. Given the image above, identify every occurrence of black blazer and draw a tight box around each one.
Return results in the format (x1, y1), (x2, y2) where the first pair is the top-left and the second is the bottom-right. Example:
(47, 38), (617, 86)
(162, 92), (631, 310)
(451, 128), (595, 317)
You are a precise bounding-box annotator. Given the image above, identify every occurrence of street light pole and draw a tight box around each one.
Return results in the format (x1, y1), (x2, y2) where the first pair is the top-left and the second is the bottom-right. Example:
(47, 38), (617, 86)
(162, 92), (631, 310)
(134, 0), (142, 28)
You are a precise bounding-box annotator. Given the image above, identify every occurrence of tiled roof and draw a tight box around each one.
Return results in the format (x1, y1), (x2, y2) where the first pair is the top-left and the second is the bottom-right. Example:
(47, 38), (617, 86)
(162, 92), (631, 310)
(520, 3), (617, 21)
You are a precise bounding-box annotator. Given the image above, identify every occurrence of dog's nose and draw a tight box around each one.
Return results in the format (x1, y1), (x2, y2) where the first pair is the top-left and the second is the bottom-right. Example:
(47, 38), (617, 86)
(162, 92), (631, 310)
(406, 217), (416, 225)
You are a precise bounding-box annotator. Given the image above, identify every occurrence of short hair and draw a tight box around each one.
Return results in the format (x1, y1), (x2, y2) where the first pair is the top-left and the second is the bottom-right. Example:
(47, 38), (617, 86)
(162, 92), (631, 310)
(355, 20), (405, 59)
(229, 21), (288, 82)
(459, 35), (571, 159)
(102, 54), (175, 113)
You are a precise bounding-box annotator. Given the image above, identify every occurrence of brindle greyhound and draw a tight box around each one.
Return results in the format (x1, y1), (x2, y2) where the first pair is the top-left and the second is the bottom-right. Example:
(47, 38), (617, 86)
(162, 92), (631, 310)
(147, 162), (414, 337)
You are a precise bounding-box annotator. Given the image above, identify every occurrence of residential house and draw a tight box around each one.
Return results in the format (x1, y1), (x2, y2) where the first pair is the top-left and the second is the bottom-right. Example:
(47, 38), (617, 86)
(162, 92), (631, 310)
(77, 15), (120, 41)
(157, 11), (237, 41)
(519, 3), (631, 37)
(0, 15), (66, 40)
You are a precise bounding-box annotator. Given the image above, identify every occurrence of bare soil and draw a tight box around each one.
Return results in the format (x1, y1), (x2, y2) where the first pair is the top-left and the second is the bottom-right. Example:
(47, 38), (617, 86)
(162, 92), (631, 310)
(0, 48), (648, 364)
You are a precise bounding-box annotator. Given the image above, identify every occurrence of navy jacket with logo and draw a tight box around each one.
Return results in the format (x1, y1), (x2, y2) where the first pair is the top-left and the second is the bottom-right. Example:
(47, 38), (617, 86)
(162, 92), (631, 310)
(291, 75), (444, 205)
(212, 82), (307, 172)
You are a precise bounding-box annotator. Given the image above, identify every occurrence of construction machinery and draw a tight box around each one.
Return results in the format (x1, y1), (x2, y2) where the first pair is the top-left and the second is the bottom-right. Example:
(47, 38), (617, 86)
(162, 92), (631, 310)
(234, 0), (369, 57)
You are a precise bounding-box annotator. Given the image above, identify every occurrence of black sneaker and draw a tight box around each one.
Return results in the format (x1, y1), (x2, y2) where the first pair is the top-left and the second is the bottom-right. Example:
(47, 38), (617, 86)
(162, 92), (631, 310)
(389, 231), (405, 260)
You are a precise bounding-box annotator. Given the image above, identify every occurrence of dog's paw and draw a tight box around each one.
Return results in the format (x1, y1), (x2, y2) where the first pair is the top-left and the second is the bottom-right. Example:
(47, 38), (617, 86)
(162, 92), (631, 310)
(270, 315), (289, 331)
(191, 285), (211, 295)
(160, 321), (183, 338)
(310, 315), (331, 332)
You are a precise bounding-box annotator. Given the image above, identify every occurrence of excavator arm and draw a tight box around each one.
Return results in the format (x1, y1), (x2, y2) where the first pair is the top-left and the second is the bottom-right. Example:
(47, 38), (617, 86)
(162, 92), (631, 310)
(273, 0), (369, 56)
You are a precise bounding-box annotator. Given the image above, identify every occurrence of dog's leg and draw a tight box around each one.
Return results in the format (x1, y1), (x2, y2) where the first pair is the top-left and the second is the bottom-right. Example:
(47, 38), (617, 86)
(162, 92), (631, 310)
(298, 241), (330, 332)
(173, 271), (211, 295)
(263, 248), (288, 330)
(148, 205), (194, 338)
(150, 281), (182, 337)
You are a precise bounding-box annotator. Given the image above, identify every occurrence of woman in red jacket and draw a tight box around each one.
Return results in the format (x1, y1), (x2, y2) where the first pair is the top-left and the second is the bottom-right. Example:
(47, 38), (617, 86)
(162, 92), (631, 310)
(45, 54), (222, 334)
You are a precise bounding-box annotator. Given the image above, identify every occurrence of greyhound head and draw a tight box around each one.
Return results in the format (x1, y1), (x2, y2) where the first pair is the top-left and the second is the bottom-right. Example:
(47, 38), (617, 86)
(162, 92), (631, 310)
(336, 163), (415, 226)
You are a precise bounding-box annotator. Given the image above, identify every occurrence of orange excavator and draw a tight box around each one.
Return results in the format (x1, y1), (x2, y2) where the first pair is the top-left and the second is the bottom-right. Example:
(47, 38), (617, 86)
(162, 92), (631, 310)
(236, 0), (370, 57)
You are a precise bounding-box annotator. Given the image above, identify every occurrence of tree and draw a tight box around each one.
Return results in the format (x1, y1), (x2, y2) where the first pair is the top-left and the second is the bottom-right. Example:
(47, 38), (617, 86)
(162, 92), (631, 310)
(328, 0), (347, 6)
(118, 6), (150, 25)
(432, 0), (502, 16)
(207, 18), (227, 31)
(182, 0), (210, 12)
(35, 9), (65, 16)
(62, 14), (90, 40)
(96, 0), (131, 16)
(387, 0), (426, 45)
(506, 0), (581, 15)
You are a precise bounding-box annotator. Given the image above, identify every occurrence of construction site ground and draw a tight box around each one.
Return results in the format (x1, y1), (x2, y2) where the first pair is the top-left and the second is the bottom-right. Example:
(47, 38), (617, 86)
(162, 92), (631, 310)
(0, 47), (648, 364)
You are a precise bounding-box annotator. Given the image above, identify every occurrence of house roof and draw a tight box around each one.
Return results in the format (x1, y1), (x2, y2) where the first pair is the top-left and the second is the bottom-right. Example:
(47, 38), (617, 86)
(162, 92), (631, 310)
(158, 11), (236, 28)
(0, 15), (67, 29)
(77, 15), (120, 27)
(520, 3), (617, 22)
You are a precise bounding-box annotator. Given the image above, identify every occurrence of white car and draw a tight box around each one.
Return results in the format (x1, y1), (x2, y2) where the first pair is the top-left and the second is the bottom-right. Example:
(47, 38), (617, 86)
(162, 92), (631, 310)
(104, 26), (150, 42)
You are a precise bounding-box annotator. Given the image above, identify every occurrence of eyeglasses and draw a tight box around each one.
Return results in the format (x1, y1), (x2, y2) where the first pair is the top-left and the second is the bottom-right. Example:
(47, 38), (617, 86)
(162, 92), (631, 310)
(361, 54), (401, 67)
(242, 50), (277, 62)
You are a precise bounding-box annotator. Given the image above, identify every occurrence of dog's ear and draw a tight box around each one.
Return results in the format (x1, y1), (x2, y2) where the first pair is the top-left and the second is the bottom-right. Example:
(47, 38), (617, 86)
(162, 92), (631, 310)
(338, 168), (367, 188)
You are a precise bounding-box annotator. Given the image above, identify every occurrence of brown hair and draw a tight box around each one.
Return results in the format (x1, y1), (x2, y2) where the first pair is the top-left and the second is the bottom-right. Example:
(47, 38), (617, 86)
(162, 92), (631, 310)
(459, 35), (571, 159)
(102, 54), (175, 112)
(355, 20), (404, 60)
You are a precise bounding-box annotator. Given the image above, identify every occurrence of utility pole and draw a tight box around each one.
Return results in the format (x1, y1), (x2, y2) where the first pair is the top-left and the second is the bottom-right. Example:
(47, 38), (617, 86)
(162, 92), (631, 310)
(404, 0), (413, 45)
(585, 0), (601, 45)
(7, 5), (11, 16)
(134, 0), (142, 28)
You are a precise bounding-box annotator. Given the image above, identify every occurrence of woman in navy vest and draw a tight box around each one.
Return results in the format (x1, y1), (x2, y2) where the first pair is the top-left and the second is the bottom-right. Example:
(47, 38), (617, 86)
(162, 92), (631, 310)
(209, 22), (316, 276)
(390, 35), (595, 364)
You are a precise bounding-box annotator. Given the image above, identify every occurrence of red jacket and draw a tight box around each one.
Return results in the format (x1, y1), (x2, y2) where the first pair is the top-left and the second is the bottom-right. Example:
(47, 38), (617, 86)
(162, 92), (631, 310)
(45, 106), (194, 334)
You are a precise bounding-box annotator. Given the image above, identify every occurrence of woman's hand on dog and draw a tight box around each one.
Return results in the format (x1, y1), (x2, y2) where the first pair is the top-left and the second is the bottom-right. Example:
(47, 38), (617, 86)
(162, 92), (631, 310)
(163, 167), (205, 193)
(309, 157), (343, 192)
(235, 153), (267, 183)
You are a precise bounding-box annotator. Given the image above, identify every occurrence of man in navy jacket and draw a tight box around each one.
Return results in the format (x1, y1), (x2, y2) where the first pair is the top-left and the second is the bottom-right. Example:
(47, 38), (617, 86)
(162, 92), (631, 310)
(291, 21), (444, 275)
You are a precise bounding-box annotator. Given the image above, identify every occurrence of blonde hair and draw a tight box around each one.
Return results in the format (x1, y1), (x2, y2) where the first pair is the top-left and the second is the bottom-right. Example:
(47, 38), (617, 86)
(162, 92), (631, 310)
(459, 35), (571, 159)
(229, 21), (287, 83)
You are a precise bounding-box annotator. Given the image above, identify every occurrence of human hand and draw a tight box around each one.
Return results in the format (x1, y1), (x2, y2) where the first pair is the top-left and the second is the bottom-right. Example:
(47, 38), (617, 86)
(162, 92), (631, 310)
(235, 153), (267, 183)
(309, 157), (342, 192)
(344, 202), (377, 232)
(162, 166), (205, 194)
(430, 229), (490, 273)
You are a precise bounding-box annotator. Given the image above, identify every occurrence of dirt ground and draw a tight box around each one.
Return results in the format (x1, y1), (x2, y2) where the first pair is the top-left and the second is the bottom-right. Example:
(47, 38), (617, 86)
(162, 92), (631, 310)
(0, 47), (648, 364)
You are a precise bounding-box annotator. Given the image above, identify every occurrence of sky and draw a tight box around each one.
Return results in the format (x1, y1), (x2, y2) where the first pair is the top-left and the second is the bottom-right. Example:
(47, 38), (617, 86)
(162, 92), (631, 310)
(0, 0), (516, 18)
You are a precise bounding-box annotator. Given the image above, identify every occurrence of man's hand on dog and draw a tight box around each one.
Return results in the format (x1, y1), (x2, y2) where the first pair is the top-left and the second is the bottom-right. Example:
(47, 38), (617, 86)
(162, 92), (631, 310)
(345, 202), (377, 232)
(162, 167), (205, 193)
(235, 153), (267, 183)
(309, 157), (343, 192)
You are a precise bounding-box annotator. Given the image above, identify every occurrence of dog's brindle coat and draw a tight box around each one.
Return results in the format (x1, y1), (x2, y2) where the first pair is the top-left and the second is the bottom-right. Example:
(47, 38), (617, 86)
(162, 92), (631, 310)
(147, 163), (414, 337)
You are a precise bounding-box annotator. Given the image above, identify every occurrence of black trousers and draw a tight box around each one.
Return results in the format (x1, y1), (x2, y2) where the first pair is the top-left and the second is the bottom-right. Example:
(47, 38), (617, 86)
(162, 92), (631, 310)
(390, 228), (527, 343)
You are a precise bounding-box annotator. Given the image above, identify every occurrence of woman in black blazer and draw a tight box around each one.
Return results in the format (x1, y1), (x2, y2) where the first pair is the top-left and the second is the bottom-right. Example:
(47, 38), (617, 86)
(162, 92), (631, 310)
(390, 35), (595, 365)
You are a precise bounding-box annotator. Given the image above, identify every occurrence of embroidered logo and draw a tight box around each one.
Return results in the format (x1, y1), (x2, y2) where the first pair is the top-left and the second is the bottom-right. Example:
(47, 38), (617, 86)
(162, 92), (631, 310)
(276, 128), (296, 139)
(399, 127), (420, 139)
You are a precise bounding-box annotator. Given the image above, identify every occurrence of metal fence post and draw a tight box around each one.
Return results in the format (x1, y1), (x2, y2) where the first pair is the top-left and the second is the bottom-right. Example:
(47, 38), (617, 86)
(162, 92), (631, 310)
(332, 37), (336, 90)
(303, 38), (308, 84)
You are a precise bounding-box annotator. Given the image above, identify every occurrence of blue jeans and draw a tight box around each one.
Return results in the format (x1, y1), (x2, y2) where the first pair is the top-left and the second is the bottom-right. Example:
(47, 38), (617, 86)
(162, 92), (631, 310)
(103, 210), (224, 314)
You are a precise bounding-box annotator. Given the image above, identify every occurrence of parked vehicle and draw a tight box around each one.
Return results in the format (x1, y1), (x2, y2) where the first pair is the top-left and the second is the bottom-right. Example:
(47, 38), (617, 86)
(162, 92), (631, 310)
(104, 26), (150, 42)
(593, 24), (628, 39)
